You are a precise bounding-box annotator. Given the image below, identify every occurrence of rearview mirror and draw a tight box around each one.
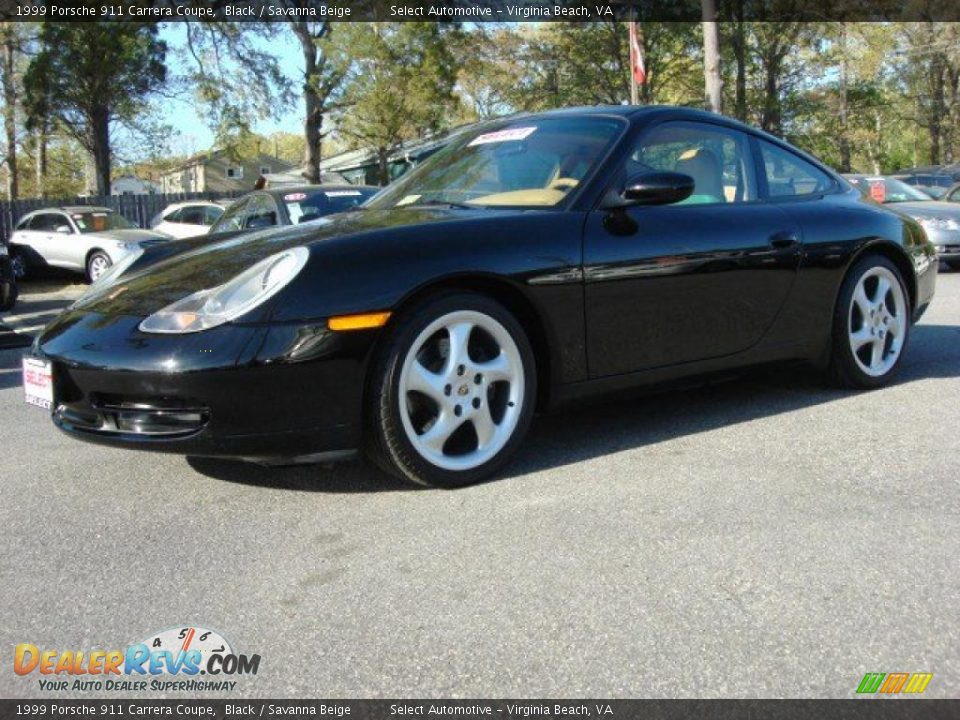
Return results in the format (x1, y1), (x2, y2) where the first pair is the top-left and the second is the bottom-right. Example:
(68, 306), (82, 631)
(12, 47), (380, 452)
(606, 171), (695, 208)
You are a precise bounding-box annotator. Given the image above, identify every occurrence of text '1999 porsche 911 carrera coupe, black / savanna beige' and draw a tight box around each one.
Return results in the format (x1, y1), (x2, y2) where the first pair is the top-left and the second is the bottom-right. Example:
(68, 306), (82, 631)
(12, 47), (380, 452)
(25, 106), (937, 487)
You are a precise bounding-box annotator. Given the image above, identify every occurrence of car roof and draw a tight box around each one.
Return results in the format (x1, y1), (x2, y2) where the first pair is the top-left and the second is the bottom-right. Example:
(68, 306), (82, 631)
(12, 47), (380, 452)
(164, 200), (224, 210)
(262, 184), (378, 198)
(27, 206), (114, 215)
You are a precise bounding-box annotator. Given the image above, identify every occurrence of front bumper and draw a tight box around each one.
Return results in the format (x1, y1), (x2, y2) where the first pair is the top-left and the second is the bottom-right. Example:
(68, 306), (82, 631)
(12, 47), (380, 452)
(925, 227), (960, 260)
(36, 310), (379, 461)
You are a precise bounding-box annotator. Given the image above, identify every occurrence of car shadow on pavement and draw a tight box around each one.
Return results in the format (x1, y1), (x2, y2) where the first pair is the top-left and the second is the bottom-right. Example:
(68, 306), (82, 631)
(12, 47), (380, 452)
(186, 456), (420, 493)
(186, 322), (960, 492)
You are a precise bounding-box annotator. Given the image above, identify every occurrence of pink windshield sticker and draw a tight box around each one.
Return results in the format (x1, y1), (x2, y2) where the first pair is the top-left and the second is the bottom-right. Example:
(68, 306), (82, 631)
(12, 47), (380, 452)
(468, 126), (537, 147)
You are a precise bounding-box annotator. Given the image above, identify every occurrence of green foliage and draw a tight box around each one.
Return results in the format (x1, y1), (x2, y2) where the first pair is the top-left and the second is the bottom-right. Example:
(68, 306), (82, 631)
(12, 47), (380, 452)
(24, 22), (166, 133)
(23, 21), (166, 193)
(333, 23), (460, 183)
(181, 22), (293, 156)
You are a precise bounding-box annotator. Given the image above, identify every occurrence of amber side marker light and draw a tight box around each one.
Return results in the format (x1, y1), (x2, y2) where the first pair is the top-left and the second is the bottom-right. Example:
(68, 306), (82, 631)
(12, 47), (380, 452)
(328, 311), (392, 331)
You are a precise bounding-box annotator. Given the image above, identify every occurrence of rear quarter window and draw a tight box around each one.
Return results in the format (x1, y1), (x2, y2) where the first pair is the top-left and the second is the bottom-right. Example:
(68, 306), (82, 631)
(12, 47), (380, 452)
(758, 140), (834, 198)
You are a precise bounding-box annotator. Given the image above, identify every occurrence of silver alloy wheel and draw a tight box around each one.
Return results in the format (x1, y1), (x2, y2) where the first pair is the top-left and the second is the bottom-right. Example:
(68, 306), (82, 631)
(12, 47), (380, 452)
(10, 252), (25, 280)
(88, 255), (110, 282)
(398, 309), (525, 472)
(848, 265), (907, 377)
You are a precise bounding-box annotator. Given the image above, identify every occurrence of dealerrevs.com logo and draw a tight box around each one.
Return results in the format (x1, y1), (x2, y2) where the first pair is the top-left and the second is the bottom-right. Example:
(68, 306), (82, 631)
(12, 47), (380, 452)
(14, 626), (261, 693)
(856, 672), (933, 695)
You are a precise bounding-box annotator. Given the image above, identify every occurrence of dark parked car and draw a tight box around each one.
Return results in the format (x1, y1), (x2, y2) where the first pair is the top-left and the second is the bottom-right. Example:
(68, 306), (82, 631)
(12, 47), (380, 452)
(894, 166), (960, 200)
(25, 107), (936, 487)
(943, 182), (960, 205)
(846, 174), (960, 270)
(208, 184), (379, 234)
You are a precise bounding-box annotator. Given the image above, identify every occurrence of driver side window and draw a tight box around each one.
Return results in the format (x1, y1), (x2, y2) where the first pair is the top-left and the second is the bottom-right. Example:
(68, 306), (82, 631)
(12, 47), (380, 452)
(211, 198), (249, 233)
(623, 122), (756, 205)
(244, 195), (278, 229)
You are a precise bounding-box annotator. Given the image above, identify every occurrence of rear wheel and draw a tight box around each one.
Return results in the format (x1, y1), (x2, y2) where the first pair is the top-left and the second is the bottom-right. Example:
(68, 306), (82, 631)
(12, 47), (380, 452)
(827, 254), (910, 388)
(86, 251), (111, 283)
(365, 292), (536, 487)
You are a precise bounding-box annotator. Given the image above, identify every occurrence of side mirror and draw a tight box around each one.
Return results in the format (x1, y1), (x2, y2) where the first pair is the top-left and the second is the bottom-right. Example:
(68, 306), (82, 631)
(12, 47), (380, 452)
(55, 225), (73, 234)
(605, 171), (695, 208)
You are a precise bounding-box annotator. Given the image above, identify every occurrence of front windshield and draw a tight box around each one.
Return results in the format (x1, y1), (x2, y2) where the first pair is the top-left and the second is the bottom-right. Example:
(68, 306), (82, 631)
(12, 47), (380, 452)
(848, 176), (932, 203)
(283, 187), (377, 224)
(72, 211), (136, 233)
(367, 116), (625, 209)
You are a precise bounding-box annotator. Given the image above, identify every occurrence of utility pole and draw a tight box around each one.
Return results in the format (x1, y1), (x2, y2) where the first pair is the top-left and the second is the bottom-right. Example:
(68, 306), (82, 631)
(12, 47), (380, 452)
(838, 23), (851, 172)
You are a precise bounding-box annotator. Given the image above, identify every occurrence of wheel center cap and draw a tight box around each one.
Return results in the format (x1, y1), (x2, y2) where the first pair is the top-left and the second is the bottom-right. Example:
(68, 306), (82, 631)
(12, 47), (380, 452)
(457, 384), (470, 397)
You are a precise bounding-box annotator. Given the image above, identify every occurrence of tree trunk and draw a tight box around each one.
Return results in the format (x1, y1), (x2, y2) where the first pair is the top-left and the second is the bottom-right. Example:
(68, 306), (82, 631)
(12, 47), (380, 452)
(36, 128), (47, 198)
(90, 107), (111, 196)
(701, 0), (722, 114)
(838, 24), (851, 172)
(927, 22), (945, 166)
(294, 22), (322, 184)
(377, 147), (389, 186)
(2, 25), (18, 201)
(761, 52), (782, 135)
(929, 60), (943, 165)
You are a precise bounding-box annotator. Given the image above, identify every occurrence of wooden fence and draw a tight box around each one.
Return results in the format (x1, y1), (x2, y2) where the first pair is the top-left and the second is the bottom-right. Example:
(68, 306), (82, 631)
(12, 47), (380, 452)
(0, 191), (244, 242)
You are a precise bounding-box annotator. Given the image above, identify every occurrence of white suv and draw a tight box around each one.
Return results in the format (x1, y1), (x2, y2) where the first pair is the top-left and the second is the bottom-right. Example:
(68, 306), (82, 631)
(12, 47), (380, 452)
(9, 207), (169, 283)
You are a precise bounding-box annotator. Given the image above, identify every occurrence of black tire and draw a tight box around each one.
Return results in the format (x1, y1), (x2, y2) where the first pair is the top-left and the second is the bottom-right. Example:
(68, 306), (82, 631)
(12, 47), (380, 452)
(826, 253), (911, 389)
(364, 291), (537, 488)
(0, 279), (17, 312)
(85, 251), (111, 284)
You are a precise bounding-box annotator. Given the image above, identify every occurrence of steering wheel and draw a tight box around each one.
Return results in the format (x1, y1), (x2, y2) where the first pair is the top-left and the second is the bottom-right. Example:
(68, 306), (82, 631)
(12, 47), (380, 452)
(548, 177), (580, 192)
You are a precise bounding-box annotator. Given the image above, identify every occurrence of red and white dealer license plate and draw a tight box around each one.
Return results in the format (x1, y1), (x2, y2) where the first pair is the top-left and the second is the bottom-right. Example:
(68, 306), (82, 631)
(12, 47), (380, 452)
(22, 357), (53, 409)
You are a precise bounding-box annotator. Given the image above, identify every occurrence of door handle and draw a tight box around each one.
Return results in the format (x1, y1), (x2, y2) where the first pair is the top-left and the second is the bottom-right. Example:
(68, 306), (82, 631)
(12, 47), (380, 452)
(768, 231), (800, 249)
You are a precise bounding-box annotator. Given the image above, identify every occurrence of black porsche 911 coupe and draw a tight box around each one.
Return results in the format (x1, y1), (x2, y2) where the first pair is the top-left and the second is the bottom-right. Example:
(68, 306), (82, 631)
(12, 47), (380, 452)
(26, 106), (936, 487)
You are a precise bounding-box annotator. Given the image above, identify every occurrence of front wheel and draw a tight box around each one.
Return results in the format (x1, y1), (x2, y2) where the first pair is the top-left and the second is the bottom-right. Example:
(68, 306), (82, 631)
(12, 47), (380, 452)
(365, 292), (537, 487)
(827, 254), (910, 388)
(9, 249), (27, 281)
(86, 251), (112, 283)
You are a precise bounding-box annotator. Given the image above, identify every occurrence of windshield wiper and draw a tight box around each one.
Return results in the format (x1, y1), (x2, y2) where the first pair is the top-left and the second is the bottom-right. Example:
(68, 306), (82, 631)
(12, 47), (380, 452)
(408, 198), (477, 210)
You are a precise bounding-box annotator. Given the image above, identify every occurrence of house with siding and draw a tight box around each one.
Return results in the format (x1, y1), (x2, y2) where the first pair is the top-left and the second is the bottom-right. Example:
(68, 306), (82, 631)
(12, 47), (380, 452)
(159, 150), (296, 194)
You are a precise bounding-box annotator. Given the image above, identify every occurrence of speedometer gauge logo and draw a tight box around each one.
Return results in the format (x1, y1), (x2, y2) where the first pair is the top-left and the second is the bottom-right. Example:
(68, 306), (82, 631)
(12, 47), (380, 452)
(141, 626), (233, 672)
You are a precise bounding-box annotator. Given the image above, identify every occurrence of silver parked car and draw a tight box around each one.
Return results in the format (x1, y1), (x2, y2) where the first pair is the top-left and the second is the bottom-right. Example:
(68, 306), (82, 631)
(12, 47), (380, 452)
(845, 174), (960, 270)
(8, 206), (169, 283)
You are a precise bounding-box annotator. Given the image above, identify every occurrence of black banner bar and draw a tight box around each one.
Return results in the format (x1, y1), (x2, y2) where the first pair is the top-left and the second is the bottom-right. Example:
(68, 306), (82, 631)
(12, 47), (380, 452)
(1, 0), (960, 23)
(1, 700), (958, 720)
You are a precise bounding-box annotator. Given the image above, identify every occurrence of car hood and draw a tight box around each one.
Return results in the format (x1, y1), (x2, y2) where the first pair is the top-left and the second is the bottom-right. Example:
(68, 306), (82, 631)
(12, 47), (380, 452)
(89, 228), (170, 243)
(68, 206), (503, 318)
(885, 200), (960, 218)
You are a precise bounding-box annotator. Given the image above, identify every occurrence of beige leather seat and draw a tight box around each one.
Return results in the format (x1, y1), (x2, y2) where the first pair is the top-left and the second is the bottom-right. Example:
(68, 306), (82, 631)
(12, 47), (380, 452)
(674, 147), (724, 202)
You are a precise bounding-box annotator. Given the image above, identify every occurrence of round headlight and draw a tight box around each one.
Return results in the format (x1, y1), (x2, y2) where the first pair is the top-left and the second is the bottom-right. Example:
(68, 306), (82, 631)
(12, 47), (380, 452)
(139, 246), (309, 334)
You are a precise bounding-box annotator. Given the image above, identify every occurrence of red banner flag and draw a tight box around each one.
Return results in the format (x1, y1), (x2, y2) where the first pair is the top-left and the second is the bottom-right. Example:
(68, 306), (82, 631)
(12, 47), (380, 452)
(628, 21), (647, 85)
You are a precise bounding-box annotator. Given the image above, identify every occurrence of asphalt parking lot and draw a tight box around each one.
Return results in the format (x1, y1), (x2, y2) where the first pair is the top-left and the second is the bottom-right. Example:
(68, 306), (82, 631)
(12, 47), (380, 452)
(1, 270), (958, 699)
